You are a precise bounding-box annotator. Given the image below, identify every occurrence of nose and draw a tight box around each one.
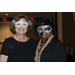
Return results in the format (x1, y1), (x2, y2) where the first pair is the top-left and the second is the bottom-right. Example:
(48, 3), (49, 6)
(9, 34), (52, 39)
(20, 24), (24, 27)
(20, 26), (23, 28)
(42, 30), (45, 33)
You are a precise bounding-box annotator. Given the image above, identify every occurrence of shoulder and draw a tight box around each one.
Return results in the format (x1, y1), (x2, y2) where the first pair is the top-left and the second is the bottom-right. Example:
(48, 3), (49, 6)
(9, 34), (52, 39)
(3, 37), (13, 42)
(52, 37), (66, 51)
(29, 38), (38, 44)
(28, 38), (38, 48)
(3, 37), (15, 45)
(52, 37), (63, 45)
(3, 37), (14, 44)
(5, 37), (13, 41)
(51, 37), (65, 49)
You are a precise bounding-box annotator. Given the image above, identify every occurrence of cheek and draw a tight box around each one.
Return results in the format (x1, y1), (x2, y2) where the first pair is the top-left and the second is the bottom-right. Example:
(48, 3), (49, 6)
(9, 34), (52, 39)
(24, 28), (28, 32)
(47, 32), (51, 37)
(15, 27), (27, 33)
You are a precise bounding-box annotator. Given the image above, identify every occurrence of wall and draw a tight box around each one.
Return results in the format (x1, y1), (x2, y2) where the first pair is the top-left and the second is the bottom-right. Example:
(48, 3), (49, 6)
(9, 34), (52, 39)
(0, 22), (15, 52)
(62, 12), (75, 47)
(0, 24), (15, 42)
(57, 12), (63, 43)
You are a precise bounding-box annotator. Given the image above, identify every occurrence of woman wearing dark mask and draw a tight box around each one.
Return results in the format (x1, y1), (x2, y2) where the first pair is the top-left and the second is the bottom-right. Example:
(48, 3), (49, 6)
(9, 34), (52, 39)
(34, 19), (67, 62)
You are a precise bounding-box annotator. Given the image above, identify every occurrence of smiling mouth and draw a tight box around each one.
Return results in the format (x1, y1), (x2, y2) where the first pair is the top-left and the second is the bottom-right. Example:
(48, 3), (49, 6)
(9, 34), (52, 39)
(18, 29), (24, 31)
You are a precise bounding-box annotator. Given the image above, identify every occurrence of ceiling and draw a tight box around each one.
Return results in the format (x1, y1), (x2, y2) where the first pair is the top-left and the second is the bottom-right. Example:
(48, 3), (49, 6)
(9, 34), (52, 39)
(0, 12), (54, 18)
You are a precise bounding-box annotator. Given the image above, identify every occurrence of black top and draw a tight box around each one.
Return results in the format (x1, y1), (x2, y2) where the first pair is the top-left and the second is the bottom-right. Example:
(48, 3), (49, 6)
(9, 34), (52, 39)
(0, 37), (37, 62)
(40, 37), (67, 62)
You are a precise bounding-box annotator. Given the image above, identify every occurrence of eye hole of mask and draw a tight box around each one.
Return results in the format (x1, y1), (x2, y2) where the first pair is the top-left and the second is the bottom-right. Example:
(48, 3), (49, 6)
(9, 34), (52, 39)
(17, 23), (26, 25)
(39, 28), (43, 31)
(17, 23), (20, 25)
(44, 27), (50, 30)
(23, 23), (26, 25)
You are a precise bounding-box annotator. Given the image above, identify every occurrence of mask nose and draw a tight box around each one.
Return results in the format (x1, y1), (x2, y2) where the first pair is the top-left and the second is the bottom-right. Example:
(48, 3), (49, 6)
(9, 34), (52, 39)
(19, 24), (23, 27)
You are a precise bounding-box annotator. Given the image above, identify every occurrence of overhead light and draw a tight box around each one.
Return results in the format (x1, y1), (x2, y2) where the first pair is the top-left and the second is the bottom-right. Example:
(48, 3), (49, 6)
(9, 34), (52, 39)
(5, 14), (8, 16)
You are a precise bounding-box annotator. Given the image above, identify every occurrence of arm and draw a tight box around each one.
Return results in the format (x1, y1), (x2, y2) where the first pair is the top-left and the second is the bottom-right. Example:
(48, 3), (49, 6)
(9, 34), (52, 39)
(0, 39), (9, 62)
(0, 54), (8, 62)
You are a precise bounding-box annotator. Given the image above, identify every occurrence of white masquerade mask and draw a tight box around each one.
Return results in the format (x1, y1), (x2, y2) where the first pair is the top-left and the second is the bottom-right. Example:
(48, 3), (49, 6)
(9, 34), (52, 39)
(12, 19), (33, 28)
(37, 25), (52, 34)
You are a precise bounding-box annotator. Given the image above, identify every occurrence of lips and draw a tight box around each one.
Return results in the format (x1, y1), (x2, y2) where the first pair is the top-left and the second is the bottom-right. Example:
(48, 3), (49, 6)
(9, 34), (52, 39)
(18, 29), (24, 31)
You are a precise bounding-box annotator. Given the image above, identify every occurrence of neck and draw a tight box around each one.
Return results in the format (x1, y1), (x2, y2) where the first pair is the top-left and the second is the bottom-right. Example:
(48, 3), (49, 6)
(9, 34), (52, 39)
(42, 38), (47, 44)
(16, 34), (25, 39)
(15, 34), (27, 42)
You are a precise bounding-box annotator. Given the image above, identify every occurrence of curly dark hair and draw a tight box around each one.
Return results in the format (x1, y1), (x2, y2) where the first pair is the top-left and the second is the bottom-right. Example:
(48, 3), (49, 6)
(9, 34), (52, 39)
(35, 19), (55, 35)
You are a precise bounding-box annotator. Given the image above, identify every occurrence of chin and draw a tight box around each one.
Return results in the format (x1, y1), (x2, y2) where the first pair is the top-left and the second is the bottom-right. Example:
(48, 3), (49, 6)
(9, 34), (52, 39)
(17, 32), (25, 35)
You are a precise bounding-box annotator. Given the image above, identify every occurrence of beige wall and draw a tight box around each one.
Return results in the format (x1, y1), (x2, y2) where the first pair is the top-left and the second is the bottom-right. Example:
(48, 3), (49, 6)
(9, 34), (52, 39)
(0, 44), (2, 52)
(0, 23), (15, 52)
(57, 12), (63, 43)
(0, 24), (15, 42)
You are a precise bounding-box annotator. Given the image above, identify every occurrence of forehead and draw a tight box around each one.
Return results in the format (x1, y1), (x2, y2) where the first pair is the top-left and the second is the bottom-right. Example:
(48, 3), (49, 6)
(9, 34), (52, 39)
(19, 18), (26, 21)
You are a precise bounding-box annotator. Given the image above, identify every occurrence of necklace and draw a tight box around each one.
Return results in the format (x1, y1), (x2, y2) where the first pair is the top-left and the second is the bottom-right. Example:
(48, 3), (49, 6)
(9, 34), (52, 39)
(15, 35), (27, 42)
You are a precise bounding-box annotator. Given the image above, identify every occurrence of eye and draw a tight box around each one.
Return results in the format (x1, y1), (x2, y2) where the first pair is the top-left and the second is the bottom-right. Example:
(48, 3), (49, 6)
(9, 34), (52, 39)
(44, 27), (50, 30)
(39, 28), (43, 31)
(17, 23), (20, 25)
(23, 24), (26, 25)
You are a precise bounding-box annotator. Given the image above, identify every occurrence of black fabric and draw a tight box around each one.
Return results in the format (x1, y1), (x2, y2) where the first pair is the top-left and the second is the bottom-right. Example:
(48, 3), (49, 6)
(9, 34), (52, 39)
(0, 37), (37, 62)
(40, 37), (67, 62)
(66, 54), (74, 62)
